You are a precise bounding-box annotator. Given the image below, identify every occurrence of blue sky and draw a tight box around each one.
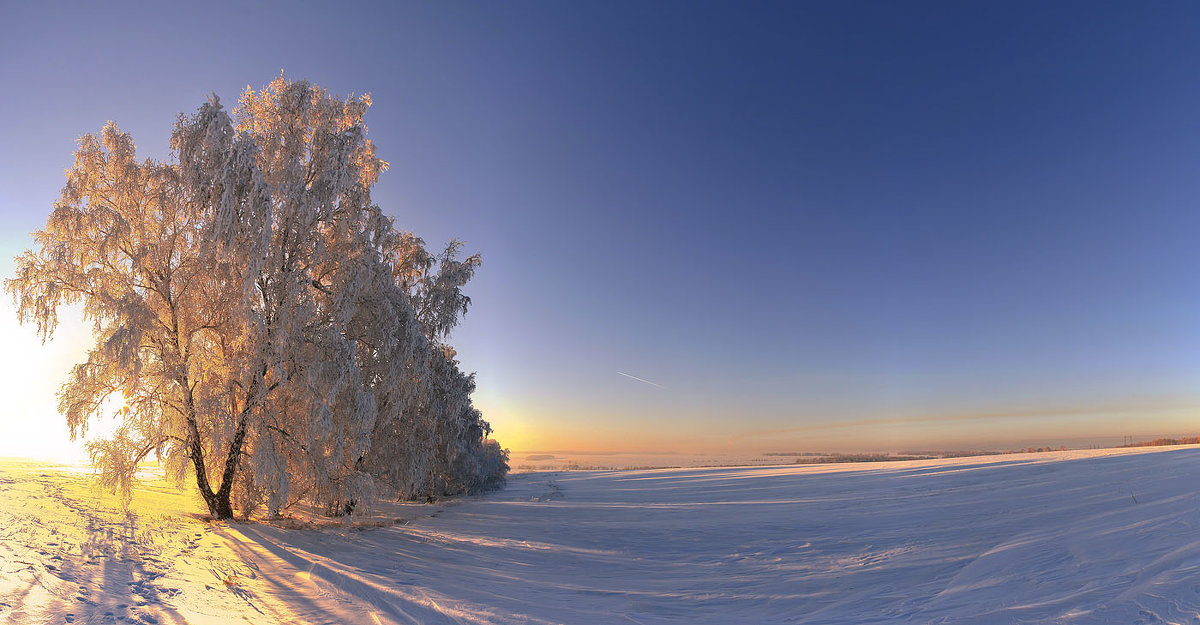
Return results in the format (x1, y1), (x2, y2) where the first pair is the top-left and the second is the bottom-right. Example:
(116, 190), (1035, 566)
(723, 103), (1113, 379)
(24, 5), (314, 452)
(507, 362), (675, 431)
(4, 1), (1200, 456)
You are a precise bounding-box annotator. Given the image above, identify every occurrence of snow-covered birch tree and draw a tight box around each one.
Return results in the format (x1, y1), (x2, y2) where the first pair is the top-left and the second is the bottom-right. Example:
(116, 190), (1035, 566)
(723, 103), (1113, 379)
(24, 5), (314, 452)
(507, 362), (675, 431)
(7, 75), (507, 519)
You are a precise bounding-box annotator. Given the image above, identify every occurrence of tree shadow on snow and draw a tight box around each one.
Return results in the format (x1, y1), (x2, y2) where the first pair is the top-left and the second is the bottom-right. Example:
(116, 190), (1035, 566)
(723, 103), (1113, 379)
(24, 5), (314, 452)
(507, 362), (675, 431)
(211, 521), (544, 624)
(8, 506), (190, 625)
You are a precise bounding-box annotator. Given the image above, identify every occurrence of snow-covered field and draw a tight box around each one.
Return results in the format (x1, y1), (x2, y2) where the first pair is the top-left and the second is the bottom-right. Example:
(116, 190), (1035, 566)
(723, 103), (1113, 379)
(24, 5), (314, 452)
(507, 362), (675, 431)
(4, 446), (1200, 624)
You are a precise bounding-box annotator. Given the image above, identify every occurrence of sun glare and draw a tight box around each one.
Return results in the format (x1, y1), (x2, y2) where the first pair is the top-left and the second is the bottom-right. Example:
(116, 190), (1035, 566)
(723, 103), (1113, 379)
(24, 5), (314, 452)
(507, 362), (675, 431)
(0, 301), (95, 462)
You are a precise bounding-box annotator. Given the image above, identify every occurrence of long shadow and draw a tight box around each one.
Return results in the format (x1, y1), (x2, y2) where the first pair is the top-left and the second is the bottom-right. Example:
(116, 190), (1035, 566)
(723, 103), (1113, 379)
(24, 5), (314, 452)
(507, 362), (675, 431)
(214, 524), (451, 624)
(213, 514), (579, 625)
(89, 510), (190, 625)
(39, 477), (190, 625)
(209, 526), (337, 623)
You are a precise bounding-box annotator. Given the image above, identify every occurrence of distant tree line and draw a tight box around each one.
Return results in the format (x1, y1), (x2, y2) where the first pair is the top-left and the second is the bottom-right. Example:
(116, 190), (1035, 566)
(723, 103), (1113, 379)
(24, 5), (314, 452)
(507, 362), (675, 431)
(1120, 437), (1200, 448)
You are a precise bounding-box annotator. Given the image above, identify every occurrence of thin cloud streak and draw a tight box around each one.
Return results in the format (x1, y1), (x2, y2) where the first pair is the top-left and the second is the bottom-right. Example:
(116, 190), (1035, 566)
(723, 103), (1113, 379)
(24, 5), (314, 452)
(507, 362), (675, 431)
(617, 371), (665, 389)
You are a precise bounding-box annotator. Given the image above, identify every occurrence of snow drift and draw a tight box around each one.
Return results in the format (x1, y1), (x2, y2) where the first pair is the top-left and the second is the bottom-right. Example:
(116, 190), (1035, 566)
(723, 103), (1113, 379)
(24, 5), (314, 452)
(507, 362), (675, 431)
(3, 446), (1200, 623)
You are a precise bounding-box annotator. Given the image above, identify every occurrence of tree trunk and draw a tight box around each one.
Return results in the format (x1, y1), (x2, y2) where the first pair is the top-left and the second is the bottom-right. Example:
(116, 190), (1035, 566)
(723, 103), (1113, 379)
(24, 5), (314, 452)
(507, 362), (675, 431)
(183, 391), (226, 518)
(211, 491), (234, 519)
(183, 383), (245, 520)
(212, 409), (251, 520)
(190, 439), (241, 519)
(180, 365), (260, 520)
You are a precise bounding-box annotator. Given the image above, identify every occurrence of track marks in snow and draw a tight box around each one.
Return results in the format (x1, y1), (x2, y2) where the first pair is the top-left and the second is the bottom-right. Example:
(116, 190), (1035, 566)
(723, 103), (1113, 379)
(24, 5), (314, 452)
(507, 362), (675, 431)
(0, 465), (190, 625)
(7, 447), (1200, 623)
(528, 477), (564, 503)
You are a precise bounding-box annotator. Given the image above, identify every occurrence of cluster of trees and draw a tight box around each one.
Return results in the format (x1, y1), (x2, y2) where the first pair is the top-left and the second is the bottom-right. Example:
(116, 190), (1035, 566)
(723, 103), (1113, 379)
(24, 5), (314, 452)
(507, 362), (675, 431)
(1121, 437), (1200, 448)
(1016, 446), (1069, 454)
(6, 76), (507, 519)
(793, 453), (935, 464)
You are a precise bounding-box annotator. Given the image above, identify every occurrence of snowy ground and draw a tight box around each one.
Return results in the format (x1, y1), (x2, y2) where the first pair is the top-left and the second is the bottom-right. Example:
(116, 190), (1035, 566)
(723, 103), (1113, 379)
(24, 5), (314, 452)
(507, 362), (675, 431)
(4, 446), (1200, 624)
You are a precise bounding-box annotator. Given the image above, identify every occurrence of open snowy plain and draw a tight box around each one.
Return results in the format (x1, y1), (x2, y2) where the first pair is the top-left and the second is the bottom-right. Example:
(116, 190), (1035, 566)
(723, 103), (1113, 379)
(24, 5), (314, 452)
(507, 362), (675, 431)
(3, 446), (1200, 624)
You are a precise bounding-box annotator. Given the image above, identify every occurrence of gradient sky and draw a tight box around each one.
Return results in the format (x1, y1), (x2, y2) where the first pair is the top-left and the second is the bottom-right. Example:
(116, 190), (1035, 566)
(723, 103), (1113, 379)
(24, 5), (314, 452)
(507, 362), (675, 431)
(4, 1), (1200, 459)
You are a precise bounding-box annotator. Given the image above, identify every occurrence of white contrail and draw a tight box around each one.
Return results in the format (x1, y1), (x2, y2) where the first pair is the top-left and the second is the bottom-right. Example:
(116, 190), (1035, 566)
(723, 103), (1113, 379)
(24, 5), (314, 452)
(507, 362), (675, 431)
(617, 371), (665, 389)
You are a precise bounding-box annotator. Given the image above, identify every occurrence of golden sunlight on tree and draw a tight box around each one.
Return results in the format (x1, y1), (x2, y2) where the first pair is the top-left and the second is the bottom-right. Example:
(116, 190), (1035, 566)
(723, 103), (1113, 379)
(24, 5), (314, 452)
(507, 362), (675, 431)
(6, 75), (508, 519)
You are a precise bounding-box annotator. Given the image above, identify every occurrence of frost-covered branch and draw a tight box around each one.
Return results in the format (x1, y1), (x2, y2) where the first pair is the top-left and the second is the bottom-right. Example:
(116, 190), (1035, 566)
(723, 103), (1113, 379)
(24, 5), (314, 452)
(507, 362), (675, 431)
(8, 75), (508, 520)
